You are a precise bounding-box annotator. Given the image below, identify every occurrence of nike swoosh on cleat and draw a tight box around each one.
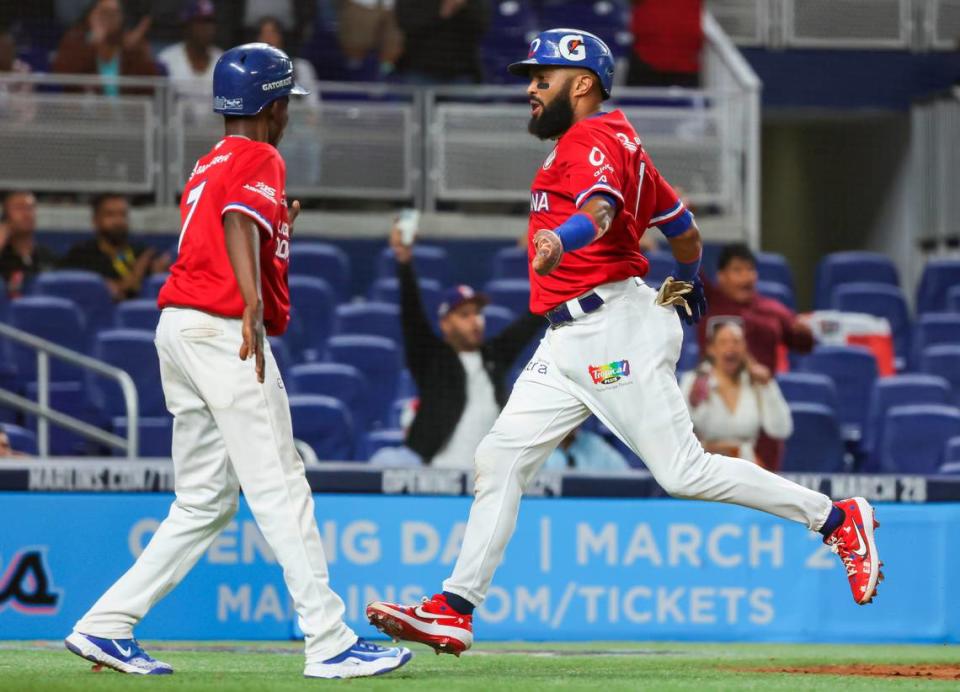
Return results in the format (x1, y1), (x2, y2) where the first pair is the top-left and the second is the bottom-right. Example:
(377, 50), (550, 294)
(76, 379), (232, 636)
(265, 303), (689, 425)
(413, 606), (457, 621)
(113, 641), (132, 657)
(851, 522), (868, 558)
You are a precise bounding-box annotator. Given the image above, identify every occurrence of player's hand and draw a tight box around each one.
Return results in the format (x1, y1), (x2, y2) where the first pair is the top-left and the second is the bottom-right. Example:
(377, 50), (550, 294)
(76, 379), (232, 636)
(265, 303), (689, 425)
(389, 226), (413, 264)
(240, 302), (266, 384)
(684, 278), (707, 325)
(288, 199), (301, 235)
(531, 229), (563, 276)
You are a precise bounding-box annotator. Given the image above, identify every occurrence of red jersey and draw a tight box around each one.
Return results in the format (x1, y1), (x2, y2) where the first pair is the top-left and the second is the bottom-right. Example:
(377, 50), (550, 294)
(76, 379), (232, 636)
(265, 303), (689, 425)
(159, 136), (292, 336)
(527, 110), (693, 314)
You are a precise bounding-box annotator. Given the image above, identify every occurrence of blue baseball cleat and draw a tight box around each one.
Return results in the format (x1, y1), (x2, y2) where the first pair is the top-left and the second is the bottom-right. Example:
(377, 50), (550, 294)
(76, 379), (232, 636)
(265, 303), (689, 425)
(65, 632), (173, 675)
(303, 638), (413, 679)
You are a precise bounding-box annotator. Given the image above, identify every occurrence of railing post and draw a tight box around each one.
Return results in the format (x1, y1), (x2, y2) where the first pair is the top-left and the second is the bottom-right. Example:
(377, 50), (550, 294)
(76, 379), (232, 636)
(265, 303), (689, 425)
(37, 351), (50, 457)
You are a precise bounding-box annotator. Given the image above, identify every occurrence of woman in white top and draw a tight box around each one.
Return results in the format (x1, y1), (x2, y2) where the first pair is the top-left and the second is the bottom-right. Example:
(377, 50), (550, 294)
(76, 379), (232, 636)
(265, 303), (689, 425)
(680, 319), (793, 466)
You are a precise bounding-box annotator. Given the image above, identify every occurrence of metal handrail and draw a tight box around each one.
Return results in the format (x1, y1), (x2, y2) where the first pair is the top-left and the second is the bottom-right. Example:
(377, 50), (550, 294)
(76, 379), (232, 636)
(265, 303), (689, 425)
(0, 322), (138, 458)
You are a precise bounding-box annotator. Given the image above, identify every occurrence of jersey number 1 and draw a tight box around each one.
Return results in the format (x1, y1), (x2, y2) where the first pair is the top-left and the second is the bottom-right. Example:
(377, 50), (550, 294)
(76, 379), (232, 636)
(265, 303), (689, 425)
(178, 180), (207, 251)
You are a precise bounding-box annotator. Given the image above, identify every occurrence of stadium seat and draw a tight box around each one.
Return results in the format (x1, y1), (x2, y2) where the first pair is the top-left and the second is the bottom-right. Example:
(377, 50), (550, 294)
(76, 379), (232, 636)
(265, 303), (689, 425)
(920, 345), (960, 405)
(397, 369), (418, 398)
(267, 336), (292, 378)
(756, 251), (795, 293)
(879, 404), (960, 474)
(142, 272), (169, 299)
(781, 403), (845, 473)
(863, 374), (953, 469)
(944, 436), (960, 466)
(757, 280), (795, 310)
(370, 277), (443, 321)
(644, 251), (674, 289)
(378, 245), (449, 284)
(538, 0), (629, 45)
(483, 279), (531, 316)
(33, 270), (114, 334)
(948, 285), (960, 313)
(335, 302), (402, 346)
(677, 320), (699, 373)
(288, 275), (336, 357)
(776, 372), (839, 412)
(25, 380), (105, 456)
(289, 242), (351, 301)
(831, 283), (911, 367)
(797, 345), (878, 441)
(363, 428), (406, 459)
(289, 394), (355, 461)
(91, 329), (166, 417)
(484, 305), (516, 339)
(288, 362), (369, 426)
(492, 246), (529, 280)
(7, 296), (87, 380)
(916, 258), (960, 314)
(911, 313), (960, 369)
(325, 335), (401, 426)
(112, 416), (173, 457)
(814, 252), (899, 310)
(2, 423), (37, 455)
(114, 299), (160, 331)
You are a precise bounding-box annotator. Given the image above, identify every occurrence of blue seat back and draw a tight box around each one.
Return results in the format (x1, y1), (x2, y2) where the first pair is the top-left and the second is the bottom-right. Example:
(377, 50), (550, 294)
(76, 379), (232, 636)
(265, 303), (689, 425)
(831, 283), (911, 364)
(142, 273), (169, 298)
(335, 302), (402, 347)
(797, 345), (878, 439)
(757, 280), (795, 310)
(776, 372), (839, 412)
(326, 335), (400, 426)
(370, 277), (443, 321)
(920, 345), (960, 406)
(289, 362), (369, 427)
(115, 298), (160, 331)
(2, 423), (38, 455)
(33, 270), (114, 333)
(363, 428), (406, 459)
(756, 251), (794, 292)
(483, 278), (531, 316)
(880, 404), (960, 474)
(112, 416), (173, 457)
(288, 275), (336, 357)
(8, 296), (87, 380)
(912, 313), (960, 369)
(290, 242), (351, 301)
(492, 246), (529, 280)
(782, 403), (845, 473)
(92, 329), (165, 417)
(917, 259), (960, 314)
(289, 394), (355, 461)
(483, 305), (516, 339)
(863, 374), (953, 468)
(814, 252), (898, 310)
(378, 245), (449, 284)
(644, 251), (674, 289)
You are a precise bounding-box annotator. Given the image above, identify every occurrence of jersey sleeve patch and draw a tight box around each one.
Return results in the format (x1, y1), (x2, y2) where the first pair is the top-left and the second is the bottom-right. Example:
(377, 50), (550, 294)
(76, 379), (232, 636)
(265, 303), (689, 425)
(222, 202), (274, 236)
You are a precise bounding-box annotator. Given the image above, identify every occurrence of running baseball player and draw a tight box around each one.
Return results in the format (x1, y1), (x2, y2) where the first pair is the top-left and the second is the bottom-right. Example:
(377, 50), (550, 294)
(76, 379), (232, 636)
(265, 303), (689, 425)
(367, 29), (883, 655)
(64, 44), (411, 679)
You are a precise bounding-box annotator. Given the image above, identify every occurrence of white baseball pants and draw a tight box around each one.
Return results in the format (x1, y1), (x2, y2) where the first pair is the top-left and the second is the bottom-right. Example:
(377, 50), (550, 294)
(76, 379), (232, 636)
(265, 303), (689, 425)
(443, 278), (834, 606)
(74, 308), (356, 663)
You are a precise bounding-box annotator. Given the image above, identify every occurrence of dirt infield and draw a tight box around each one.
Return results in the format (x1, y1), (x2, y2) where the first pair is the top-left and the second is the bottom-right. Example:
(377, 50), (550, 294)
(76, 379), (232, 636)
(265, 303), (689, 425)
(747, 664), (960, 680)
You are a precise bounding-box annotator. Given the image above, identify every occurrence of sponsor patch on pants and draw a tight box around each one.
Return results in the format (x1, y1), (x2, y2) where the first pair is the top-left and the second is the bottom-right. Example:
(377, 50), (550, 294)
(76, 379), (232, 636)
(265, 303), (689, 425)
(588, 360), (631, 385)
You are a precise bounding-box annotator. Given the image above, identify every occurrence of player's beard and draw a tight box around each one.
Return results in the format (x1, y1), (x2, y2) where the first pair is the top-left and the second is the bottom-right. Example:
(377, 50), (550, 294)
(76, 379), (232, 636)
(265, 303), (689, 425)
(528, 91), (575, 141)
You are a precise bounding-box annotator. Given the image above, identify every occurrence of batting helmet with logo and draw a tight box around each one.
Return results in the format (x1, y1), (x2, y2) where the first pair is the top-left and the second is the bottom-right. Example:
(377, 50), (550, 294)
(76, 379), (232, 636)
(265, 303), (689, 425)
(507, 28), (615, 100)
(212, 43), (309, 116)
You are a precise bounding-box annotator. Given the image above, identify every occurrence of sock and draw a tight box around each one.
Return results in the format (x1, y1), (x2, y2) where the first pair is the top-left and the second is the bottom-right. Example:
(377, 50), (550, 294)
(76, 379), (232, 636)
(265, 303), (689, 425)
(819, 505), (845, 536)
(441, 591), (475, 615)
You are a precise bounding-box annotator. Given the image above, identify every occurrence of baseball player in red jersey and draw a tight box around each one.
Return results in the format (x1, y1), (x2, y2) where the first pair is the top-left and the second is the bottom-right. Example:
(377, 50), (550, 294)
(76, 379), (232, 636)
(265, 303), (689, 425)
(367, 29), (883, 655)
(64, 44), (411, 679)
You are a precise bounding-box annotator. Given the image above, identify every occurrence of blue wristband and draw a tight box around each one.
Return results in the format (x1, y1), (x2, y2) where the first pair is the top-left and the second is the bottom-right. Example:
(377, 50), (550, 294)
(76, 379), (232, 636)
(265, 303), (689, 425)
(673, 256), (701, 282)
(555, 213), (598, 252)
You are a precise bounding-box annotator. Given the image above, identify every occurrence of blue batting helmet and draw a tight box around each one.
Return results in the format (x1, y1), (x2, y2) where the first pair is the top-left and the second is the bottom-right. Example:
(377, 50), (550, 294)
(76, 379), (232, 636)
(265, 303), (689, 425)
(508, 28), (615, 99)
(212, 43), (309, 116)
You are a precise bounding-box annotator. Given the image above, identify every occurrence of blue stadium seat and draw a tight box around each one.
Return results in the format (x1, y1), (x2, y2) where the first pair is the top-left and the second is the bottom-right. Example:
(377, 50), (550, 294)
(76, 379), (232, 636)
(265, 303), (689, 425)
(2, 423), (37, 455)
(917, 258), (960, 314)
(370, 277), (443, 321)
(814, 252), (899, 310)
(326, 335), (401, 426)
(483, 278), (531, 316)
(289, 394), (355, 461)
(831, 283), (911, 367)
(879, 404), (960, 474)
(757, 280), (795, 310)
(782, 403), (845, 473)
(288, 362), (368, 427)
(756, 251), (794, 293)
(397, 369), (417, 398)
(948, 285), (960, 313)
(267, 336), (293, 378)
(91, 329), (165, 417)
(335, 302), (402, 346)
(288, 275), (336, 358)
(7, 296), (87, 380)
(776, 372), (839, 412)
(911, 313), (960, 369)
(33, 270), (114, 334)
(492, 246), (529, 280)
(142, 272), (169, 299)
(363, 428), (406, 459)
(484, 305), (516, 339)
(920, 345), (960, 405)
(797, 345), (878, 441)
(944, 436), (960, 466)
(25, 381), (105, 456)
(644, 251), (674, 289)
(114, 299), (160, 331)
(378, 245), (449, 284)
(863, 374), (953, 469)
(677, 320), (699, 373)
(112, 416), (173, 457)
(290, 242), (351, 301)
(538, 0), (630, 45)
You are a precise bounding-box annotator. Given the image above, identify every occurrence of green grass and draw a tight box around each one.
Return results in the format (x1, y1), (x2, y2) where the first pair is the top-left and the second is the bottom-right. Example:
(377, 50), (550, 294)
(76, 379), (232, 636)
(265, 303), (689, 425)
(1, 640), (958, 690)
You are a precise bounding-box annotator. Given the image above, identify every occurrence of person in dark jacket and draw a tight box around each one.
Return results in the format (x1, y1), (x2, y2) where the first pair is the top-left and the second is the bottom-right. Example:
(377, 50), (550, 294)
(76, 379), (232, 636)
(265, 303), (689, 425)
(376, 226), (543, 467)
(394, 0), (489, 84)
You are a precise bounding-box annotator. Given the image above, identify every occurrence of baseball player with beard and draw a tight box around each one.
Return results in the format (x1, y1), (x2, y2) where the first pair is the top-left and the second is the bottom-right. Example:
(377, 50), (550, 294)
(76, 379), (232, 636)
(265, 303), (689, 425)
(367, 29), (883, 655)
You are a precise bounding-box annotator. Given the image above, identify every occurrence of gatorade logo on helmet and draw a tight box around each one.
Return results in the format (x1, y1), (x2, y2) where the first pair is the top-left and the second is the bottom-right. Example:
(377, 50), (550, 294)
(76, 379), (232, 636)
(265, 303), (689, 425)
(507, 28), (615, 100)
(212, 42), (309, 116)
(261, 76), (294, 92)
(559, 35), (586, 62)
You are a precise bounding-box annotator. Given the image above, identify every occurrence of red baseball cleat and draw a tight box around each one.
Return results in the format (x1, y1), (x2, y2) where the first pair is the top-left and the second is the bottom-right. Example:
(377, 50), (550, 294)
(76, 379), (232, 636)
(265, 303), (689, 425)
(366, 594), (473, 656)
(825, 497), (884, 605)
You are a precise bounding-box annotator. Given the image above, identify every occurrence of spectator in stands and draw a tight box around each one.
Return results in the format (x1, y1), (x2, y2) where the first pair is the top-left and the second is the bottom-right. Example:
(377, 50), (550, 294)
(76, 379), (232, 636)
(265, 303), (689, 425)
(157, 0), (222, 105)
(0, 28), (30, 80)
(60, 194), (169, 300)
(374, 225), (543, 468)
(543, 424), (629, 472)
(0, 429), (17, 458)
(628, 0), (702, 88)
(0, 191), (57, 297)
(52, 0), (159, 95)
(394, 0), (489, 84)
(682, 319), (793, 466)
(337, 0), (404, 77)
